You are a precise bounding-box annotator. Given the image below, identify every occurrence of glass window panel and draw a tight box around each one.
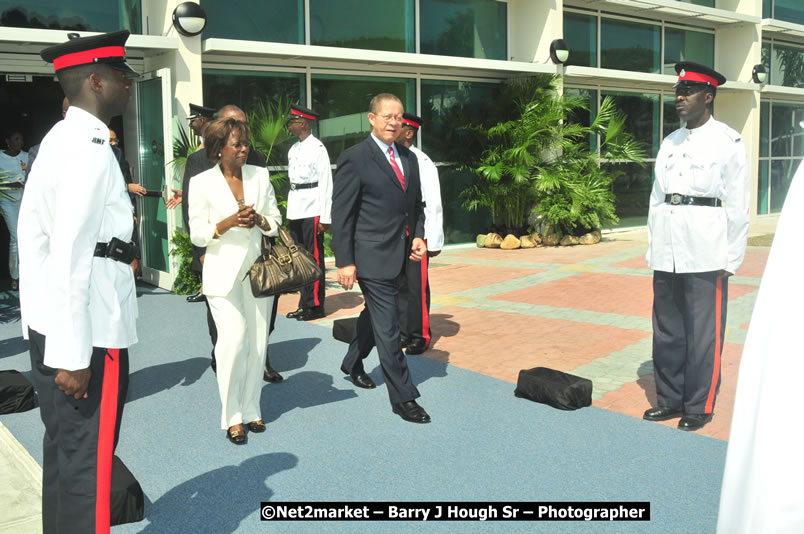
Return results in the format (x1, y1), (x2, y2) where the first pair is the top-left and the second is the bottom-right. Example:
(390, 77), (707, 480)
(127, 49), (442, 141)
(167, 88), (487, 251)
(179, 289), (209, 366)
(201, 0), (302, 43)
(770, 103), (804, 158)
(564, 87), (597, 151)
(762, 42), (771, 84)
(774, 0), (804, 25)
(757, 160), (769, 215)
(438, 167), (492, 244)
(771, 43), (804, 88)
(420, 0), (506, 60)
(311, 74), (414, 161)
(310, 0), (413, 53)
(663, 28), (714, 75)
(663, 94), (683, 140)
(563, 12), (596, 68)
(770, 158), (799, 213)
(760, 101), (770, 158)
(0, 0), (141, 33)
(420, 79), (503, 163)
(601, 18), (660, 73)
(679, 0), (714, 6)
(605, 162), (653, 228)
(602, 91), (660, 157)
(764, 0), (772, 19)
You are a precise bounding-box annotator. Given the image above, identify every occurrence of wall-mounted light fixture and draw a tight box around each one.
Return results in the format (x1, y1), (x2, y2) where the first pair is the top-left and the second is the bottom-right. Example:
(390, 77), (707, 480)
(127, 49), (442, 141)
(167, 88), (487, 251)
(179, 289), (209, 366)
(751, 64), (768, 84)
(172, 2), (207, 37)
(550, 39), (569, 64)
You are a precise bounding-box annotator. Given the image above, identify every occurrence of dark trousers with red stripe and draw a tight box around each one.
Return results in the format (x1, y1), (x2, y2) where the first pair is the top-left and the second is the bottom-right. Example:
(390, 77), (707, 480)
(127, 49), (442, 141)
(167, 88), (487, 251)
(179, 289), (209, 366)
(651, 270), (727, 415)
(28, 328), (129, 534)
(398, 252), (431, 346)
(289, 216), (326, 311)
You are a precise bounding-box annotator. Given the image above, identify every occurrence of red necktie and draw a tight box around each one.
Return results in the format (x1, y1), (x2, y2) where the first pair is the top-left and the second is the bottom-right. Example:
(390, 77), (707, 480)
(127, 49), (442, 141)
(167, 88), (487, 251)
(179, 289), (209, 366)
(388, 146), (405, 189)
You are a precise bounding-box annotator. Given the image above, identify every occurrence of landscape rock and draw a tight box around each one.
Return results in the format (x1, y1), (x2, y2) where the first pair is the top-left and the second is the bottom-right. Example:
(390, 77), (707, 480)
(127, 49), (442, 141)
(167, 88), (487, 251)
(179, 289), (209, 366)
(500, 234), (521, 249)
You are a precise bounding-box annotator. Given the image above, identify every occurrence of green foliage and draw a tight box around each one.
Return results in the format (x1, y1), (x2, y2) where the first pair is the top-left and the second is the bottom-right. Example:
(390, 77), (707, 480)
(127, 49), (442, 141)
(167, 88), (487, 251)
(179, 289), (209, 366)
(461, 75), (645, 237)
(169, 121), (200, 179)
(169, 230), (201, 295)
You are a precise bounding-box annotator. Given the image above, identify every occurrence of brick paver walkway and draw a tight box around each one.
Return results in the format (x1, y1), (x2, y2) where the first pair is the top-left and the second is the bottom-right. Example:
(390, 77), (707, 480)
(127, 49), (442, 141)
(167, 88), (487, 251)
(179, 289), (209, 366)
(277, 229), (769, 441)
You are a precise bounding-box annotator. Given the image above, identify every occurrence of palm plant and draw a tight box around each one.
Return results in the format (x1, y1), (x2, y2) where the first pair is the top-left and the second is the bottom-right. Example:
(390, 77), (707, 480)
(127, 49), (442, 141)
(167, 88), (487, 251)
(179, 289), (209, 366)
(247, 96), (295, 217)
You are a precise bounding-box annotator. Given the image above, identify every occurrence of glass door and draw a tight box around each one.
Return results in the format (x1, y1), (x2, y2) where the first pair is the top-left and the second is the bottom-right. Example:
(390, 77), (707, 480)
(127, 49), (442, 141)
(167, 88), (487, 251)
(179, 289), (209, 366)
(133, 68), (175, 289)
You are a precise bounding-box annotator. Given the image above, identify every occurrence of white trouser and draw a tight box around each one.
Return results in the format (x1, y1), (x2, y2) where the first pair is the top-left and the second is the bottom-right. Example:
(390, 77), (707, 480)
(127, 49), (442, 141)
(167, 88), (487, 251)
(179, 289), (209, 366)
(207, 264), (273, 430)
(0, 188), (22, 280)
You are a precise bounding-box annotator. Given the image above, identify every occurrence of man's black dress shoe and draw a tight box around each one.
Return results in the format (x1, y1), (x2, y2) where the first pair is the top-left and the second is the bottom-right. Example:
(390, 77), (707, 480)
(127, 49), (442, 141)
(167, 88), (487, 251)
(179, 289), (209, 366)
(296, 307), (325, 321)
(392, 400), (431, 423)
(340, 365), (376, 389)
(263, 365), (283, 383)
(678, 413), (713, 431)
(186, 293), (206, 303)
(286, 308), (304, 319)
(405, 339), (428, 355)
(643, 406), (683, 421)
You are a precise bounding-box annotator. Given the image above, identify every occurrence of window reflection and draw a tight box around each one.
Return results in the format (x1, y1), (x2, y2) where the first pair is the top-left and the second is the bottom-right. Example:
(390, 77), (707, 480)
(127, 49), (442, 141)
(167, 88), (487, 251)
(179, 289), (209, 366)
(309, 0), (413, 52)
(420, 0), (507, 60)
(0, 0), (141, 33)
(201, 0), (302, 43)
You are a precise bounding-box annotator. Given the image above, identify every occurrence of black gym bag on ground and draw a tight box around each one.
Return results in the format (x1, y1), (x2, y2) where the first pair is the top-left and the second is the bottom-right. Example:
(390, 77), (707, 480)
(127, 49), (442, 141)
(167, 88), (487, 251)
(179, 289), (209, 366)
(111, 455), (144, 526)
(514, 367), (593, 411)
(332, 317), (358, 344)
(0, 370), (36, 414)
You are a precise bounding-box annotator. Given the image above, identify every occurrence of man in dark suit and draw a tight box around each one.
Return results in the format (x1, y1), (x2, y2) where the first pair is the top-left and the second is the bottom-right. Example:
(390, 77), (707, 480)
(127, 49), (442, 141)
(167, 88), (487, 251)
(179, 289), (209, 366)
(332, 93), (430, 424)
(181, 104), (282, 382)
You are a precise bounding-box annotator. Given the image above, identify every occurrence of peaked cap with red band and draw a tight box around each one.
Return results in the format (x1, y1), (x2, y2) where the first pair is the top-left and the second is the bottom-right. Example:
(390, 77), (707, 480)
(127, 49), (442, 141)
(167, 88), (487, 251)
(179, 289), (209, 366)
(402, 112), (423, 130)
(40, 30), (137, 75)
(674, 61), (726, 88)
(289, 104), (319, 121)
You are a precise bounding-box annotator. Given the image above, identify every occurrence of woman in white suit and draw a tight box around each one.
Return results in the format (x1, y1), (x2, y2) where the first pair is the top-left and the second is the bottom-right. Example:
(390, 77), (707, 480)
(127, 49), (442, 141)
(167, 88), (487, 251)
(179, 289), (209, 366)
(189, 119), (281, 444)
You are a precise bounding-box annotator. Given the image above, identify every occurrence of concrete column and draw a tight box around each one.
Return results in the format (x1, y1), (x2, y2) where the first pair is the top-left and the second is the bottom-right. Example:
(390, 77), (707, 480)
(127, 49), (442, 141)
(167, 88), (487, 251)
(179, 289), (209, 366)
(507, 0), (562, 64)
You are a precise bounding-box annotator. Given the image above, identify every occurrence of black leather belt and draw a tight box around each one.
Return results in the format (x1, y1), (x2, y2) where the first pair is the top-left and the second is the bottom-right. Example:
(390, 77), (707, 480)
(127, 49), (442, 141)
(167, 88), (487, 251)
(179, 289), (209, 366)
(665, 194), (722, 207)
(290, 181), (318, 191)
(94, 238), (137, 264)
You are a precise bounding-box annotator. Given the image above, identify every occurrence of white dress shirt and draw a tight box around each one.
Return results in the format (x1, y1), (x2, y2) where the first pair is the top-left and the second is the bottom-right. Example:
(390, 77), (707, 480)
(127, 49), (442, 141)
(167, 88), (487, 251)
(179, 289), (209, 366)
(410, 146), (444, 251)
(18, 106), (138, 370)
(646, 116), (749, 274)
(286, 134), (333, 224)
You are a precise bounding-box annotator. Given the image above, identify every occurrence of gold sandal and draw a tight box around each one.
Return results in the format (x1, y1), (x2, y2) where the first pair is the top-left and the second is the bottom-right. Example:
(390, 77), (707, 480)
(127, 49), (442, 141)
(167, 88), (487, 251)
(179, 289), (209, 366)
(246, 419), (266, 433)
(226, 425), (246, 444)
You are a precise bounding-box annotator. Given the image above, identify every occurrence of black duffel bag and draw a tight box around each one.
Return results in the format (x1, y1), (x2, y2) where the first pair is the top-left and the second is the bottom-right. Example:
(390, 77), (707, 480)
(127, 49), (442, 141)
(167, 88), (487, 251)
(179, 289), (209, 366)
(332, 317), (358, 344)
(514, 367), (593, 411)
(111, 455), (144, 526)
(0, 370), (36, 414)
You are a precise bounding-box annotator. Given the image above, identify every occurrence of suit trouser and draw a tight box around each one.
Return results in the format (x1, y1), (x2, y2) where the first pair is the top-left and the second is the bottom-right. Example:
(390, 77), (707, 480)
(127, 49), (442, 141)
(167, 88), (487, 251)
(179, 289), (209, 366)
(0, 188), (22, 279)
(341, 275), (420, 405)
(398, 251), (431, 346)
(652, 270), (728, 415)
(207, 268), (273, 429)
(28, 328), (129, 534)
(289, 216), (326, 310)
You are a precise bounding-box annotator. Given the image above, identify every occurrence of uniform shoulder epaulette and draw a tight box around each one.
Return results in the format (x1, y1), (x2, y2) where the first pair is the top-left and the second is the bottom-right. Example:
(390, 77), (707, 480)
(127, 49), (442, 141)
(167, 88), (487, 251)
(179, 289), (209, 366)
(723, 126), (742, 143)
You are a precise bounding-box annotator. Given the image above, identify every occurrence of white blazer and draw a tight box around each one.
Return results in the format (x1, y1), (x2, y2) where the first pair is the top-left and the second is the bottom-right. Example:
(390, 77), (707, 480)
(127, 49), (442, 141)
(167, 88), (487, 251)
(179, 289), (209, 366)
(189, 163), (281, 297)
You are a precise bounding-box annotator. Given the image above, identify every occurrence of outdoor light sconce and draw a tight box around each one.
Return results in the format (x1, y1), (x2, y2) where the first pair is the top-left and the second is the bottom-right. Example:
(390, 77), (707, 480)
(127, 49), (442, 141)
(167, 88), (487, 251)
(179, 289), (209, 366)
(752, 64), (768, 84)
(172, 2), (207, 37)
(550, 39), (569, 64)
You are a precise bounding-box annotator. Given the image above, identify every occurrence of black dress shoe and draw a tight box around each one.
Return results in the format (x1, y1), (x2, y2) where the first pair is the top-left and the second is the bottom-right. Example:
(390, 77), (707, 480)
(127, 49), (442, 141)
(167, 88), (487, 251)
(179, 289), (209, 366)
(263, 365), (284, 383)
(340, 365), (376, 389)
(643, 406), (683, 421)
(678, 413), (713, 432)
(296, 307), (325, 321)
(286, 308), (304, 319)
(186, 293), (206, 303)
(392, 400), (431, 423)
(405, 339), (428, 355)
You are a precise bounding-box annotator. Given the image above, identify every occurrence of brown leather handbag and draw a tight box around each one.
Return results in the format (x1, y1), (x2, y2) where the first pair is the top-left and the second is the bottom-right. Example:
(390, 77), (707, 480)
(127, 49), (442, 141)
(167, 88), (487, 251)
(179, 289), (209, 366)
(247, 227), (323, 298)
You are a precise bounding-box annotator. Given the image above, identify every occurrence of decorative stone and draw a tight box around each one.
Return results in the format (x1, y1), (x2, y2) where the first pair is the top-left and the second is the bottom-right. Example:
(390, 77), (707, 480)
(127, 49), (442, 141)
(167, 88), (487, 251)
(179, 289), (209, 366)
(542, 230), (560, 246)
(476, 234), (487, 248)
(560, 235), (580, 246)
(530, 232), (542, 245)
(500, 234), (521, 249)
(520, 235), (537, 248)
(579, 229), (602, 245)
(484, 232), (503, 248)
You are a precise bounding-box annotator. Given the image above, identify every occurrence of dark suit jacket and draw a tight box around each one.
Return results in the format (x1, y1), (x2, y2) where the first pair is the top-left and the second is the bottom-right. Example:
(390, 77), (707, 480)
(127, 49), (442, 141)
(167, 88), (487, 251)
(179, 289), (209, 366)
(181, 148), (267, 272)
(331, 136), (425, 281)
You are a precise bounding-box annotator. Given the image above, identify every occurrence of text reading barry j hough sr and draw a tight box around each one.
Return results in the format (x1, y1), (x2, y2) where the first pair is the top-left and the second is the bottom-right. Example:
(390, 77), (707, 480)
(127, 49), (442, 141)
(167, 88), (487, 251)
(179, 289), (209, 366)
(259, 502), (650, 522)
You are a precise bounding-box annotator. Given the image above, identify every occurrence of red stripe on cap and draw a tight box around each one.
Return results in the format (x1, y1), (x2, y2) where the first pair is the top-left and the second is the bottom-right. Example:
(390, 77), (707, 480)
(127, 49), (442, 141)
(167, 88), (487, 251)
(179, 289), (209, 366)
(679, 70), (719, 87)
(53, 46), (126, 71)
(403, 118), (420, 128)
(291, 109), (316, 120)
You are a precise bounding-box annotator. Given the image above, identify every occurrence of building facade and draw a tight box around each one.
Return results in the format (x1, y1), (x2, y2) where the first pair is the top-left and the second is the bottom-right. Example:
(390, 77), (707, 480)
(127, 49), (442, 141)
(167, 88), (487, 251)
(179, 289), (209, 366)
(0, 0), (799, 288)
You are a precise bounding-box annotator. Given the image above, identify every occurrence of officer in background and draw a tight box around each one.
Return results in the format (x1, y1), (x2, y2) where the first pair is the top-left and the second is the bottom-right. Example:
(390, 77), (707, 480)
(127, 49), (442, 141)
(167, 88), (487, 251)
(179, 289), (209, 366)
(18, 30), (138, 534)
(285, 104), (332, 322)
(395, 113), (444, 354)
(643, 62), (749, 432)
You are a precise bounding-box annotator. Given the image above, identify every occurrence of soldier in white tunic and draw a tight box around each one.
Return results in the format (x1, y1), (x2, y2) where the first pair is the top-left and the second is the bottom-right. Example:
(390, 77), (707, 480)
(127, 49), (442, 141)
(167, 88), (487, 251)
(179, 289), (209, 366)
(18, 30), (138, 534)
(284, 104), (333, 322)
(642, 62), (749, 432)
